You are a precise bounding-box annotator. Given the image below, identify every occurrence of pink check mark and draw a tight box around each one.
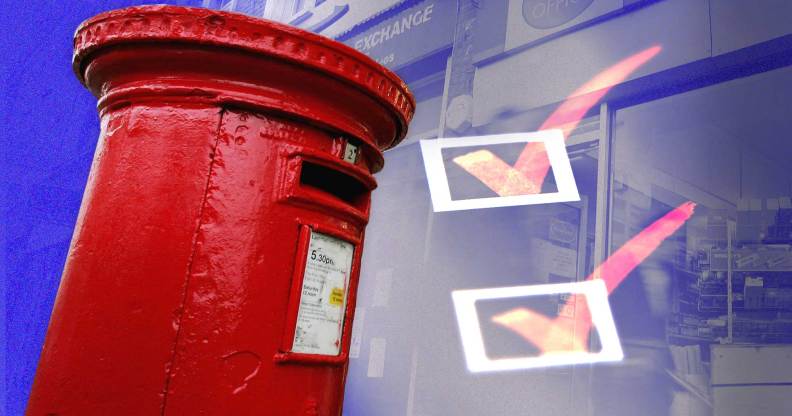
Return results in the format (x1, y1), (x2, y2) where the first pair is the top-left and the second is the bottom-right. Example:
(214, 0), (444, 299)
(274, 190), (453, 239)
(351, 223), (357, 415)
(453, 46), (662, 196)
(448, 45), (671, 356)
(493, 201), (696, 354)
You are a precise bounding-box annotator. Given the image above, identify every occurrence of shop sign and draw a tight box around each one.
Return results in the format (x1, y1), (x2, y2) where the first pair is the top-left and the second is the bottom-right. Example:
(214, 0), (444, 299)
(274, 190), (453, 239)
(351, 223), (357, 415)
(522, 0), (594, 29)
(344, 0), (455, 69)
(505, 0), (622, 50)
(279, 0), (407, 39)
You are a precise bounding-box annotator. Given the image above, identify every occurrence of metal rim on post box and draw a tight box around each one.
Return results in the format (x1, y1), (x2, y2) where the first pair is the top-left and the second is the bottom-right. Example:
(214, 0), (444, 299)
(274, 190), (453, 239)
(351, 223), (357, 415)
(71, 5), (415, 151)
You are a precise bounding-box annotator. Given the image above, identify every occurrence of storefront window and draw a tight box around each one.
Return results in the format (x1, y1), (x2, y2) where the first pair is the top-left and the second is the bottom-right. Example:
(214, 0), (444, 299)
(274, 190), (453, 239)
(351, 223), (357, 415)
(344, 117), (602, 415)
(609, 65), (792, 415)
(345, 63), (792, 416)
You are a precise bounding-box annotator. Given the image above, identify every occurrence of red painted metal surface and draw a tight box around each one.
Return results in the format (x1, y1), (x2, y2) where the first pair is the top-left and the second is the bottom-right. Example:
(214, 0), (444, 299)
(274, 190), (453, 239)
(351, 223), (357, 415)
(26, 6), (413, 415)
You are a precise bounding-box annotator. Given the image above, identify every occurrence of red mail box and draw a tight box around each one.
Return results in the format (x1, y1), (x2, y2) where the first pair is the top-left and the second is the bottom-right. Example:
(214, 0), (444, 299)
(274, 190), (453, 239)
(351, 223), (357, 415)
(27, 6), (413, 415)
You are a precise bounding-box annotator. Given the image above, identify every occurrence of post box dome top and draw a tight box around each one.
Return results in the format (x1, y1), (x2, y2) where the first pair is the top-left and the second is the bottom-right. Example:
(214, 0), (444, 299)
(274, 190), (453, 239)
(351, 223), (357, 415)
(72, 5), (415, 151)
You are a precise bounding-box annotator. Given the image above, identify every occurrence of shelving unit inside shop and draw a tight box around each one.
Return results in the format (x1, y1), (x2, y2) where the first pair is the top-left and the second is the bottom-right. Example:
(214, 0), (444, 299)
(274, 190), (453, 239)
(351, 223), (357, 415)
(665, 201), (792, 412)
(669, 202), (792, 347)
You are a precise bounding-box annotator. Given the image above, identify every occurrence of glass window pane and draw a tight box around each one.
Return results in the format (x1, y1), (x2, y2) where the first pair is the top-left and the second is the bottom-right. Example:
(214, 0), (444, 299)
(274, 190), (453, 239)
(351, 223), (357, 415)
(609, 65), (792, 415)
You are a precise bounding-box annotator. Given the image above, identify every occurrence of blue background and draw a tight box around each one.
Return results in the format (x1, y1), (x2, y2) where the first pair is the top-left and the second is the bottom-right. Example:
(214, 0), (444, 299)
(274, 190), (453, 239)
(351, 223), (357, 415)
(1, 2), (199, 414)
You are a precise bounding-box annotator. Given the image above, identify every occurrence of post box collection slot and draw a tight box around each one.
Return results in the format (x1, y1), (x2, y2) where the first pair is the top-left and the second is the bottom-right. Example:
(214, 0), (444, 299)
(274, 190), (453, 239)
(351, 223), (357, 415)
(299, 161), (369, 209)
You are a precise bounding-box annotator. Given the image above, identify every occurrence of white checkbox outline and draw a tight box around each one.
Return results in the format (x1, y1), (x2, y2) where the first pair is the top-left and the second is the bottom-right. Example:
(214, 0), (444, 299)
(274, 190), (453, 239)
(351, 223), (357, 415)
(451, 280), (624, 373)
(419, 131), (581, 212)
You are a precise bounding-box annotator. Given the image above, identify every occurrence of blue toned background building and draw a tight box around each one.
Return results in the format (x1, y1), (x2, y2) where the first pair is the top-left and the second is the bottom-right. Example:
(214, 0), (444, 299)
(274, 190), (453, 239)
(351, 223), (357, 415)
(4, 1), (792, 415)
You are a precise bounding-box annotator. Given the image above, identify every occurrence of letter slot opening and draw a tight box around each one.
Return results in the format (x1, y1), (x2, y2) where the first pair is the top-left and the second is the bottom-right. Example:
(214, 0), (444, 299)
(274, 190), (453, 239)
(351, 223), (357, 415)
(299, 161), (370, 210)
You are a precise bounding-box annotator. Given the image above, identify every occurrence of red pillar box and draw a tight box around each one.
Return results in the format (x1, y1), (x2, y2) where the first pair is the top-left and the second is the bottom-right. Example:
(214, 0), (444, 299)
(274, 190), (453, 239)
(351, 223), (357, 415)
(27, 6), (413, 415)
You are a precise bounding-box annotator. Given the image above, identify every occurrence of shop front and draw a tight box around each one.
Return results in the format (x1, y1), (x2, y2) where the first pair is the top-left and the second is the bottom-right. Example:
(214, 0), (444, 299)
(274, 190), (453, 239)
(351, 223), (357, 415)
(344, 1), (792, 415)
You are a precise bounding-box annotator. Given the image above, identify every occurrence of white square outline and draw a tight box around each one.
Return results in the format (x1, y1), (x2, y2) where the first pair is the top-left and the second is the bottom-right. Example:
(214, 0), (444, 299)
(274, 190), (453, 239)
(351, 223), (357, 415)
(451, 280), (624, 373)
(419, 131), (581, 212)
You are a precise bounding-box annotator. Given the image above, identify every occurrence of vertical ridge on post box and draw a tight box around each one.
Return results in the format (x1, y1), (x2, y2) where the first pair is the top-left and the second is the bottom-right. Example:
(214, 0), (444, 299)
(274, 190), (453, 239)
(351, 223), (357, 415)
(26, 105), (224, 415)
(162, 109), (298, 413)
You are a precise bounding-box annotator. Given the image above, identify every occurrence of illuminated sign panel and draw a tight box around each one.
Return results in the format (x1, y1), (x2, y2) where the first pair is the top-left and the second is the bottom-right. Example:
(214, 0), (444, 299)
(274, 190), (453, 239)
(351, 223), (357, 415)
(522, 0), (595, 29)
(505, 0), (622, 51)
